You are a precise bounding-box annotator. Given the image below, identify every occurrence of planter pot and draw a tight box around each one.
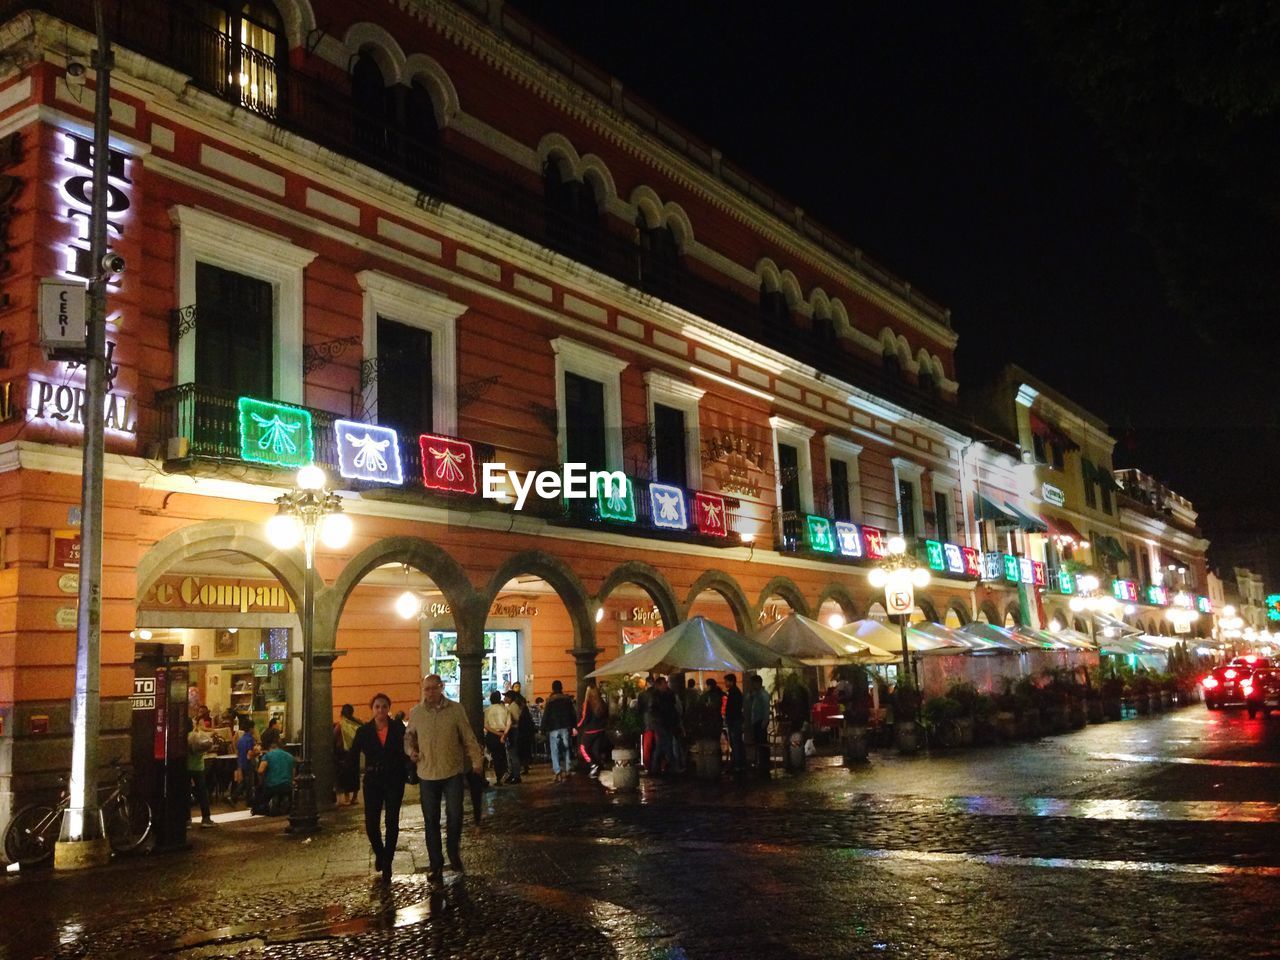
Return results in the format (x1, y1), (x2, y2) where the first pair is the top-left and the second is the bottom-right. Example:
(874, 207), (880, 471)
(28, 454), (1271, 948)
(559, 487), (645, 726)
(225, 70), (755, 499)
(842, 724), (869, 765)
(691, 739), (722, 780)
(896, 719), (920, 755)
(1068, 700), (1086, 729)
(956, 716), (975, 746)
(1104, 697), (1122, 721)
(995, 711), (1018, 742)
(1046, 704), (1069, 734)
(933, 720), (961, 749)
(610, 748), (640, 791)
(1086, 698), (1104, 725)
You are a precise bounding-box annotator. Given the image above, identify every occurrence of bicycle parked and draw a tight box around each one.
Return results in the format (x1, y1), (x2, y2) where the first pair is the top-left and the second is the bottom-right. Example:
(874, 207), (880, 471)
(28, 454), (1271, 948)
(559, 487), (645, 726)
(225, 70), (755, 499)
(3, 760), (151, 867)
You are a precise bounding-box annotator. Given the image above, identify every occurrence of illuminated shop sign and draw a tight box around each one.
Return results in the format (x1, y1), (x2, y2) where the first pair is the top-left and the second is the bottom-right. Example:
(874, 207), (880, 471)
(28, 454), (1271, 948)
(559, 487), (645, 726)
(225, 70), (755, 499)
(29, 378), (135, 434)
(333, 419), (402, 485)
(1196, 596), (1211, 614)
(835, 522), (862, 557)
(1112, 579), (1139, 602)
(58, 132), (131, 282)
(238, 396), (313, 468)
(420, 434), (477, 495)
(1041, 482), (1065, 506)
(648, 483), (688, 530)
(693, 492), (727, 537)
(805, 515), (834, 553)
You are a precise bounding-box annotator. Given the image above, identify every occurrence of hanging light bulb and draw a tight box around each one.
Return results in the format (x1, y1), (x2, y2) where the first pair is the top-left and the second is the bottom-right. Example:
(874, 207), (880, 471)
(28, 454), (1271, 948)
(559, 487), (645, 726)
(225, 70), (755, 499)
(826, 613), (846, 630)
(396, 590), (422, 620)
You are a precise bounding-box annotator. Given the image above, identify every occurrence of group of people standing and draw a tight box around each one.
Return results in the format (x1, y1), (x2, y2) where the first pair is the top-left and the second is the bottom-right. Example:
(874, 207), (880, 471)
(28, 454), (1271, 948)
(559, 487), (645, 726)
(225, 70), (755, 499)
(635, 673), (773, 776)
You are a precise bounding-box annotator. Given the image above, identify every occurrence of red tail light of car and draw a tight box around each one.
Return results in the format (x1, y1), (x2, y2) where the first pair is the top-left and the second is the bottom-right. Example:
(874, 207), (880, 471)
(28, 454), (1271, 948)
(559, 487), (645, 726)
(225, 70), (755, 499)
(1225, 669), (1238, 679)
(1241, 679), (1254, 694)
(1202, 676), (1219, 689)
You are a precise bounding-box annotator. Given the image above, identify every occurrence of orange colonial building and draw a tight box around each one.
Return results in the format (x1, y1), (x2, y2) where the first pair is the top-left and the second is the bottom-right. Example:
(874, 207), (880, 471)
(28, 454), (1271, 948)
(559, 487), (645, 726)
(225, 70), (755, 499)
(0, 0), (1013, 829)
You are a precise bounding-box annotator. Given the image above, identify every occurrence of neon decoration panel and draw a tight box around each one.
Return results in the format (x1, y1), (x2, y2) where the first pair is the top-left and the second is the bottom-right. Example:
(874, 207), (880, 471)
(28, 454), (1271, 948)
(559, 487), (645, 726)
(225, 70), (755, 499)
(925, 539), (945, 571)
(419, 434), (478, 495)
(238, 397), (313, 468)
(596, 476), (636, 523)
(944, 543), (965, 575)
(835, 522), (862, 558)
(1019, 557), (1034, 584)
(1112, 579), (1139, 603)
(1146, 584), (1168, 606)
(1032, 561), (1046, 587)
(805, 515), (835, 553)
(648, 483), (688, 530)
(693, 492), (727, 537)
(1003, 554), (1021, 583)
(334, 419), (403, 485)
(984, 552), (1004, 581)
(961, 546), (982, 578)
(861, 525), (888, 560)
(1057, 569), (1075, 594)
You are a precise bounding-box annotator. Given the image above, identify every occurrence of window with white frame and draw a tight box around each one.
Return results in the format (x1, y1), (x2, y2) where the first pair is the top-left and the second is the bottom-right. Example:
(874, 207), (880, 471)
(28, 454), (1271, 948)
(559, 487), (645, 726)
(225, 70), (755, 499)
(357, 271), (464, 436)
(931, 472), (958, 542)
(892, 457), (926, 538)
(770, 416), (815, 514)
(552, 337), (628, 471)
(171, 205), (316, 404)
(644, 371), (703, 488)
(823, 435), (863, 522)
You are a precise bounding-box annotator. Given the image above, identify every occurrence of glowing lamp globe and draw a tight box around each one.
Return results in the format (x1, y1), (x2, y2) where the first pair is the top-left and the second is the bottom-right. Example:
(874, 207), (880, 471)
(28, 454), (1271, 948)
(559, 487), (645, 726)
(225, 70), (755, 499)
(266, 512), (302, 550)
(826, 613), (846, 630)
(911, 567), (931, 588)
(594, 607), (605, 623)
(868, 568), (888, 589)
(1048, 619), (1062, 632)
(296, 464), (326, 491)
(887, 536), (907, 556)
(319, 510), (352, 549)
(1069, 597), (1084, 612)
(396, 590), (422, 620)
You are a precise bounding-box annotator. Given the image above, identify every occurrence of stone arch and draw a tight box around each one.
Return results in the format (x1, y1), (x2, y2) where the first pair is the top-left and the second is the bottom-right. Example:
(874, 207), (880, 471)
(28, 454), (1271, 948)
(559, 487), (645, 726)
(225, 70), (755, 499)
(136, 519), (310, 612)
(403, 53), (459, 126)
(778, 269), (803, 309)
(481, 550), (594, 654)
(683, 569), (753, 634)
(946, 599), (971, 626)
(755, 257), (782, 293)
(536, 132), (582, 180)
(809, 287), (831, 321)
(342, 22), (406, 84)
(916, 348), (940, 380)
(915, 596), (940, 624)
(580, 155), (618, 207)
(272, 0), (316, 49)
(323, 536), (475, 644)
(879, 327), (902, 360)
(816, 582), (859, 621)
(1044, 604), (1069, 630)
(829, 298), (851, 337)
(978, 599), (1001, 625)
(630, 185), (665, 229)
(1002, 600), (1022, 627)
(596, 561), (681, 630)
(755, 576), (811, 620)
(662, 201), (695, 249)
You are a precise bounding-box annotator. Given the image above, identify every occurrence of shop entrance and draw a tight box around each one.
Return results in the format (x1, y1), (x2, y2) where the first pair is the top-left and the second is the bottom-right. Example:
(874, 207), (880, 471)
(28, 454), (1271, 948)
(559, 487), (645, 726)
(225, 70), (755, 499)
(427, 628), (521, 702)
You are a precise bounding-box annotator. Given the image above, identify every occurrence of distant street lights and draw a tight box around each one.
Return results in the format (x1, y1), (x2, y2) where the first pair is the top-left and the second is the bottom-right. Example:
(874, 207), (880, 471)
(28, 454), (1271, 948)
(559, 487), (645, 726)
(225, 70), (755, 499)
(264, 464), (352, 834)
(1166, 591), (1200, 635)
(1068, 574), (1119, 647)
(868, 535), (930, 679)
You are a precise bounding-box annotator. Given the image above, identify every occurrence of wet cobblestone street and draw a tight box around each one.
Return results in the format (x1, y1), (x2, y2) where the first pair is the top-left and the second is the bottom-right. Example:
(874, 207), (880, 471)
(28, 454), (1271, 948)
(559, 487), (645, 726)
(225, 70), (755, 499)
(3, 705), (1279, 959)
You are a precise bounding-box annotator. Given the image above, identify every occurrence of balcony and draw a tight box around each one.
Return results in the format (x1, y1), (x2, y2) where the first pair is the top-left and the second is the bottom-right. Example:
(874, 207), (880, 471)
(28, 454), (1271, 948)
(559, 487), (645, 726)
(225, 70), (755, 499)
(553, 474), (745, 547)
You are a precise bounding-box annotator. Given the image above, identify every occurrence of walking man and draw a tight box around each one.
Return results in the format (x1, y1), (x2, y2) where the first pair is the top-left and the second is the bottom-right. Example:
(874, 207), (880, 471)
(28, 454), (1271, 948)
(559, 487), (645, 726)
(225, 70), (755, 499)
(541, 680), (576, 782)
(724, 674), (745, 772)
(405, 674), (484, 886)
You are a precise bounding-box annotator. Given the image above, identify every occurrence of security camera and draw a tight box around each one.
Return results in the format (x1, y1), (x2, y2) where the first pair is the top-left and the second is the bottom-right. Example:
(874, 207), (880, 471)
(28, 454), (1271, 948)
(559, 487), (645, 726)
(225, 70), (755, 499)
(101, 251), (125, 275)
(66, 61), (86, 88)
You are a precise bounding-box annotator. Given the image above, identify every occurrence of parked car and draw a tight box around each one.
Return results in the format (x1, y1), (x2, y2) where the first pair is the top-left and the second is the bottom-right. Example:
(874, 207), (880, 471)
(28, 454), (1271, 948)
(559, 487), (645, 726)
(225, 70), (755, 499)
(1243, 661), (1280, 719)
(1202, 664), (1254, 709)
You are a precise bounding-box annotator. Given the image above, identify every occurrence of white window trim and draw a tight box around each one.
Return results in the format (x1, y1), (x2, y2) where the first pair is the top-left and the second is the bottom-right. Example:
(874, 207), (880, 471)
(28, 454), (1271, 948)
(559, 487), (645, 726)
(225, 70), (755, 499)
(357, 270), (465, 435)
(931, 471), (958, 541)
(770, 415), (815, 514)
(892, 456), (926, 537)
(171, 206), (317, 404)
(823, 435), (863, 521)
(644, 371), (704, 489)
(551, 337), (628, 470)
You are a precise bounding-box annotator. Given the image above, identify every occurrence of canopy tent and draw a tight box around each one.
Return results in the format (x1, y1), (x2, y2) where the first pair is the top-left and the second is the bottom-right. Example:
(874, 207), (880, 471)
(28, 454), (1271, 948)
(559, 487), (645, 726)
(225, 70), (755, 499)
(1093, 612), (1142, 638)
(842, 618), (967, 656)
(910, 621), (998, 654)
(1095, 633), (1152, 657)
(1003, 501), (1049, 534)
(1009, 625), (1073, 650)
(588, 615), (804, 677)
(1049, 627), (1099, 650)
(754, 613), (896, 664)
(957, 620), (1036, 652)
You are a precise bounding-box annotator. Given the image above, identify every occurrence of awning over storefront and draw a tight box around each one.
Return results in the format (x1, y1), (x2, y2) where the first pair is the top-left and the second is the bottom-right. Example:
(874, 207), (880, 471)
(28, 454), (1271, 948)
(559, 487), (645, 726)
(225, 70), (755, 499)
(1042, 514), (1086, 543)
(1097, 536), (1128, 562)
(1029, 413), (1080, 452)
(974, 492), (1017, 525)
(1050, 627), (1098, 650)
(1003, 502), (1049, 534)
(957, 621), (1036, 652)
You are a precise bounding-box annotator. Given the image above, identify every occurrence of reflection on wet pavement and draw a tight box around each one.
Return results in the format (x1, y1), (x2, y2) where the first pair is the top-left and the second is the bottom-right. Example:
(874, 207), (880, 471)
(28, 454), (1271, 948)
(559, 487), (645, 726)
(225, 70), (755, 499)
(1090, 752), (1280, 768)
(939, 795), (1280, 822)
(835, 846), (1280, 877)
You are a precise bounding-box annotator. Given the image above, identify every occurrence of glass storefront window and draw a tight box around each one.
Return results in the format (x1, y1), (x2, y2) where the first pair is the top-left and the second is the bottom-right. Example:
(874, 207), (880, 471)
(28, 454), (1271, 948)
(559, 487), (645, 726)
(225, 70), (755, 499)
(429, 629), (521, 702)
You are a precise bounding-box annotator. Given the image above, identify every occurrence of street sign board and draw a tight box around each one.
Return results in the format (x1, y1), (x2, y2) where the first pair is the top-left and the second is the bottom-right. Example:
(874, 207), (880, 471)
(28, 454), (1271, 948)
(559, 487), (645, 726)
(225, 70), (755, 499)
(38, 278), (87, 358)
(885, 583), (914, 616)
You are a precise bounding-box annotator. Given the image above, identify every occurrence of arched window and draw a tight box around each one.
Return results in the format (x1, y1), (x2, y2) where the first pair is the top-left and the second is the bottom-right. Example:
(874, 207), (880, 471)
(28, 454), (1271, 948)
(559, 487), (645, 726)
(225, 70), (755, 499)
(883, 349), (901, 376)
(543, 160), (601, 262)
(918, 370), (936, 396)
(185, 1), (284, 116)
(637, 215), (681, 300)
(812, 310), (837, 350)
(403, 77), (441, 185)
(759, 282), (790, 335)
(352, 50), (392, 159)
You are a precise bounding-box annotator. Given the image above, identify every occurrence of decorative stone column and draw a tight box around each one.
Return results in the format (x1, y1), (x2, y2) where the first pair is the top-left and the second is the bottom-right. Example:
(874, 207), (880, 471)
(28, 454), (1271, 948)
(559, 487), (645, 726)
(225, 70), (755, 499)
(571, 646), (604, 701)
(455, 596), (488, 735)
(308, 649), (345, 811)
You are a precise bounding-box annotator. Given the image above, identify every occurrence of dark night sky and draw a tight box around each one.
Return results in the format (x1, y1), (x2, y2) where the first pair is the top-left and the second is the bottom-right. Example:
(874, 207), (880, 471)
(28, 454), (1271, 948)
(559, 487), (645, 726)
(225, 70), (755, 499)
(506, 1), (1277, 563)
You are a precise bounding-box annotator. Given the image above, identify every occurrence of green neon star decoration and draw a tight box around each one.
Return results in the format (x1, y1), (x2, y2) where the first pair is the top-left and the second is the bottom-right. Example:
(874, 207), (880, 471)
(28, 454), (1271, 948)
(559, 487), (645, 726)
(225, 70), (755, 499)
(596, 475), (636, 523)
(805, 515), (835, 553)
(925, 539), (945, 571)
(238, 396), (314, 468)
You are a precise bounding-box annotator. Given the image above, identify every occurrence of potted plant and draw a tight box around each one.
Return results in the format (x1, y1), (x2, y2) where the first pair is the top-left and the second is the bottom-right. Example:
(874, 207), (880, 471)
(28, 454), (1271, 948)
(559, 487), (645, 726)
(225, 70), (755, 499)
(923, 695), (963, 748)
(835, 664), (872, 765)
(893, 676), (922, 755)
(1130, 672), (1152, 716)
(972, 692), (996, 745)
(1101, 673), (1124, 721)
(945, 681), (979, 746)
(605, 680), (645, 791)
(1041, 670), (1070, 734)
(1016, 677), (1041, 738)
(995, 679), (1019, 742)
(1084, 671), (1105, 724)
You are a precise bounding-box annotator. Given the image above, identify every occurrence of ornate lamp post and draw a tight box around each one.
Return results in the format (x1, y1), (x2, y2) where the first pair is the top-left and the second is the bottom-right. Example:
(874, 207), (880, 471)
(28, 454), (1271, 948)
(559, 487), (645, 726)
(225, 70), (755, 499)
(868, 535), (930, 680)
(1217, 604), (1244, 658)
(1068, 574), (1119, 647)
(264, 464), (352, 834)
(1166, 591), (1200, 636)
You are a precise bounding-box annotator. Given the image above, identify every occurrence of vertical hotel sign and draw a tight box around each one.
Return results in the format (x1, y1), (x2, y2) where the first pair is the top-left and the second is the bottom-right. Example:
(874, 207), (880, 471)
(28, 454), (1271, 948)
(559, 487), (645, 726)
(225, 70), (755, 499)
(59, 131), (131, 281)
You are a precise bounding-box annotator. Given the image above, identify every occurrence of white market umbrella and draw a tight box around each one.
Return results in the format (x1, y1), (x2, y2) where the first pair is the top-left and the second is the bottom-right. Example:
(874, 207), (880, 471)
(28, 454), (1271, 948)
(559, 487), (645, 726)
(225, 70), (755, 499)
(588, 615), (804, 677)
(1049, 627), (1098, 651)
(841, 618), (964, 656)
(907, 621), (984, 655)
(755, 613), (896, 664)
(957, 621), (1035, 653)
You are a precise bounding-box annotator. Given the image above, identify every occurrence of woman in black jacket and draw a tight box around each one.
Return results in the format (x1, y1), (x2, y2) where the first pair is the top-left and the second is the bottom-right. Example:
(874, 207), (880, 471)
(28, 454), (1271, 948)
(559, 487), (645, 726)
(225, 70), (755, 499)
(345, 692), (407, 881)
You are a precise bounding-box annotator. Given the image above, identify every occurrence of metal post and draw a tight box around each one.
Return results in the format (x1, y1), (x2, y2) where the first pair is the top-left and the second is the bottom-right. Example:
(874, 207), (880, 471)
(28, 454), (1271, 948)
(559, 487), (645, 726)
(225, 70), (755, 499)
(898, 614), (911, 682)
(287, 503), (320, 834)
(55, 0), (112, 869)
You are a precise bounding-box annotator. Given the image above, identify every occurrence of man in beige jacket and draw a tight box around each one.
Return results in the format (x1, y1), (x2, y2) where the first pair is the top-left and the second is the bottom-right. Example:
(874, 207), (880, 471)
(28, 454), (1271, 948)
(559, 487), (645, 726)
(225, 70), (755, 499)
(405, 674), (484, 884)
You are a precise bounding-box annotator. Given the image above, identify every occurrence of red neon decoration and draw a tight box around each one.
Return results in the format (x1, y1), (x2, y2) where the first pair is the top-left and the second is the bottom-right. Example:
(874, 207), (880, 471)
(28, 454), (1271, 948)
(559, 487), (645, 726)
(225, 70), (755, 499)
(693, 492), (728, 537)
(861, 525), (888, 560)
(961, 546), (982, 578)
(419, 434), (477, 494)
(1032, 561), (1047, 587)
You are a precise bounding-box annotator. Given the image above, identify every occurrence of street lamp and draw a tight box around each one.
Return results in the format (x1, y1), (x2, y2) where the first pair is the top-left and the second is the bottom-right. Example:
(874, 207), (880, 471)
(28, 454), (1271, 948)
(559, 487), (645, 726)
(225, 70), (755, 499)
(868, 535), (930, 680)
(264, 464), (352, 834)
(1166, 591), (1199, 636)
(1068, 574), (1119, 648)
